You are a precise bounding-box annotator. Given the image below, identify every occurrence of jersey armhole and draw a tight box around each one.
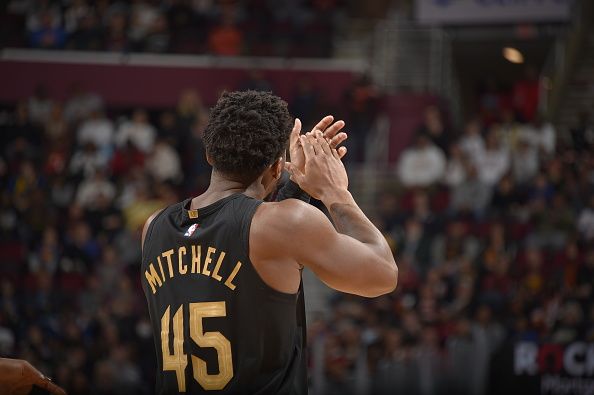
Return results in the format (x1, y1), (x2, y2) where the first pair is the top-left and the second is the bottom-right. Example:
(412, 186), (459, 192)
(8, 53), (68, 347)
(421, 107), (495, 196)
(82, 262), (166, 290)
(142, 208), (167, 258)
(235, 199), (263, 259)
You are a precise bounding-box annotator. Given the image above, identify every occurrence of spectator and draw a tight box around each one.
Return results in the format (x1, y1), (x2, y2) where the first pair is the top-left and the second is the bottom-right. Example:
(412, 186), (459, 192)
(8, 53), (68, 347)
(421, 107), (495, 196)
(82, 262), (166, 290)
(342, 75), (379, 162)
(28, 84), (53, 125)
(450, 163), (492, 217)
(69, 142), (108, 179)
(63, 84), (104, 124)
(208, 13), (243, 56)
(397, 134), (446, 187)
(475, 129), (510, 186)
(77, 109), (114, 159)
(64, 0), (91, 33)
(416, 105), (450, 152)
(570, 112), (594, 152)
(145, 138), (182, 183)
(129, 0), (160, 48)
(115, 109), (156, 153)
(511, 134), (539, 184)
(44, 102), (68, 142)
(577, 195), (594, 242)
(458, 118), (485, 165)
(530, 114), (556, 157)
(29, 11), (66, 49)
(443, 143), (467, 187)
(75, 170), (116, 209)
(67, 12), (104, 50)
(512, 66), (540, 123)
(104, 12), (128, 52)
(175, 90), (208, 135)
(143, 14), (170, 53)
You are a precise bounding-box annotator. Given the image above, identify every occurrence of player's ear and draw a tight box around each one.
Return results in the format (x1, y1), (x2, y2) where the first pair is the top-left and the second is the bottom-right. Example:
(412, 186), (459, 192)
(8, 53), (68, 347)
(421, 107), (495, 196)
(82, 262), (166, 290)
(206, 154), (214, 166)
(271, 157), (283, 180)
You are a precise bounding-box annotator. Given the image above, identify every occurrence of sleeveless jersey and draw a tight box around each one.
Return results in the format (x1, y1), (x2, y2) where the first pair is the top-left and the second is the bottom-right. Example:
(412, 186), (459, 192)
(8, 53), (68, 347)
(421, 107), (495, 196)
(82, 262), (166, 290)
(141, 193), (307, 395)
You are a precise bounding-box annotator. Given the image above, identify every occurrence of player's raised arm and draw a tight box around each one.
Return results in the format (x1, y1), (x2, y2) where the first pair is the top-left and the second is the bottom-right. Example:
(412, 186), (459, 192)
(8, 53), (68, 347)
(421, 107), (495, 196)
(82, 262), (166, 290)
(253, 134), (397, 297)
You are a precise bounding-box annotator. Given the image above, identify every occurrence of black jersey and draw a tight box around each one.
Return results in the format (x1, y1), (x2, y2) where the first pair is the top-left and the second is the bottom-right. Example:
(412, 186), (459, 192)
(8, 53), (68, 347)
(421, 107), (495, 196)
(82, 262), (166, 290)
(141, 193), (307, 395)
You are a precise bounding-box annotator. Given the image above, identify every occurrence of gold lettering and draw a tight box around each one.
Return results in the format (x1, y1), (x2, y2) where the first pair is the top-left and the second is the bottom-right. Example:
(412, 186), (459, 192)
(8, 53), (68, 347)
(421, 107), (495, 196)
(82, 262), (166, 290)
(162, 249), (175, 278)
(178, 247), (187, 275)
(224, 261), (242, 291)
(145, 263), (163, 294)
(191, 245), (201, 273)
(157, 256), (166, 281)
(203, 247), (216, 276)
(211, 251), (225, 281)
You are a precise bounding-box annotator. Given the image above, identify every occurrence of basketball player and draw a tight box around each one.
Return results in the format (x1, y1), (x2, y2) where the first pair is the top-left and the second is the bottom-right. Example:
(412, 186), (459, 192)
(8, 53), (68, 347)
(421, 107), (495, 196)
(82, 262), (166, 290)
(141, 91), (398, 394)
(0, 358), (66, 395)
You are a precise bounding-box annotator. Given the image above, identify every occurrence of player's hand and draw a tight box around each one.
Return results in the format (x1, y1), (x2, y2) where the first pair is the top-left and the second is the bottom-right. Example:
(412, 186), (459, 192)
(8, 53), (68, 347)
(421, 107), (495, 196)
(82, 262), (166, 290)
(0, 358), (67, 395)
(285, 133), (349, 202)
(288, 116), (347, 181)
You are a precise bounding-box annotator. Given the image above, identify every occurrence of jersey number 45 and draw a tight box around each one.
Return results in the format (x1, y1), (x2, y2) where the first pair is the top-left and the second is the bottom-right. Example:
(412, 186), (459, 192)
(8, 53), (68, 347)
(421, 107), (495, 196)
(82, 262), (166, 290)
(161, 302), (233, 391)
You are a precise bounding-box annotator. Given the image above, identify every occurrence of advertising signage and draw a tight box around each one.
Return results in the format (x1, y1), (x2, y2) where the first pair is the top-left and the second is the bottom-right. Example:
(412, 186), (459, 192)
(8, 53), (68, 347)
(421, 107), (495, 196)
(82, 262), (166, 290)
(416, 0), (573, 25)
(490, 341), (594, 395)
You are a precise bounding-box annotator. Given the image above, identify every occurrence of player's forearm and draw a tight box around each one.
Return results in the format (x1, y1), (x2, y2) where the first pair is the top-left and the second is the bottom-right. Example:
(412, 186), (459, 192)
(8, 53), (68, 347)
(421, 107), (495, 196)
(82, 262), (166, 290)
(322, 190), (393, 260)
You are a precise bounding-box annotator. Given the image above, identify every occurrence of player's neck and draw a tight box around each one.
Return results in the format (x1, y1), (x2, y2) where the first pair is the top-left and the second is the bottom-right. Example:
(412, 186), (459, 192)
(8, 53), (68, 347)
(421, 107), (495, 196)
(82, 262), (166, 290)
(190, 171), (267, 209)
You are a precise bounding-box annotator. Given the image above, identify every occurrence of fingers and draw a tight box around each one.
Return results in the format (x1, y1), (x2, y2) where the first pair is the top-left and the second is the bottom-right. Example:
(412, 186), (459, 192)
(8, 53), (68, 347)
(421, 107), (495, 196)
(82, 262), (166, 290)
(313, 115), (334, 133)
(337, 146), (347, 159)
(318, 135), (332, 155)
(290, 118), (302, 146)
(331, 147), (340, 159)
(42, 379), (67, 395)
(308, 133), (324, 155)
(300, 135), (316, 159)
(29, 367), (67, 395)
(328, 132), (347, 150)
(323, 120), (345, 141)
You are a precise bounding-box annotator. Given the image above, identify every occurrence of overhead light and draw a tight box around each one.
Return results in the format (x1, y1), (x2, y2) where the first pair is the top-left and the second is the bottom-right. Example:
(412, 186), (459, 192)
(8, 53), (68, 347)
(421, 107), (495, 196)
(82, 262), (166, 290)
(503, 47), (524, 64)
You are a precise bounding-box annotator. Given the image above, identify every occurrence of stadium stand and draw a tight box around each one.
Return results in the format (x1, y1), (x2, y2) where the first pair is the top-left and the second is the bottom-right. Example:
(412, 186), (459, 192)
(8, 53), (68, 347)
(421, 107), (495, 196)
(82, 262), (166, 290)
(1, 1), (594, 395)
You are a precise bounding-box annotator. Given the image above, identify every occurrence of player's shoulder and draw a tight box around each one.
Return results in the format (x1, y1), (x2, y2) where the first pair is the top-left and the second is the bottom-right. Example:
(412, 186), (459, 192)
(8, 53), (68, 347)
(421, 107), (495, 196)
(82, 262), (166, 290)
(253, 199), (323, 234)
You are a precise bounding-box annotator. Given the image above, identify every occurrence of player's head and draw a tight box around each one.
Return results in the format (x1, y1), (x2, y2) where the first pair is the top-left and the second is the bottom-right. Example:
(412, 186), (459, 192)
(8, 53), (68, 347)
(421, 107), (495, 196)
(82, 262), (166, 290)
(203, 90), (293, 190)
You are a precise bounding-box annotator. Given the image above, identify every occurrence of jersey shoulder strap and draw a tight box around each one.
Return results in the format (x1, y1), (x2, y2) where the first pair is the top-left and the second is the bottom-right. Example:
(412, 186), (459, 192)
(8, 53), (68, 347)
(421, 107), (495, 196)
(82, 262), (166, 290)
(228, 194), (263, 255)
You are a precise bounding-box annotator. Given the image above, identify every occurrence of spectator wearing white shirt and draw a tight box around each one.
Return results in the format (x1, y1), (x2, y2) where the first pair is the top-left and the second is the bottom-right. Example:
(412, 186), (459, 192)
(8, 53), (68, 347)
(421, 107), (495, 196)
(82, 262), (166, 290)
(458, 119), (485, 165)
(443, 143), (467, 188)
(75, 171), (116, 209)
(532, 115), (556, 157)
(115, 109), (156, 153)
(512, 134), (539, 184)
(476, 129), (510, 186)
(77, 110), (115, 153)
(146, 139), (182, 183)
(578, 196), (594, 242)
(69, 142), (108, 179)
(397, 134), (446, 188)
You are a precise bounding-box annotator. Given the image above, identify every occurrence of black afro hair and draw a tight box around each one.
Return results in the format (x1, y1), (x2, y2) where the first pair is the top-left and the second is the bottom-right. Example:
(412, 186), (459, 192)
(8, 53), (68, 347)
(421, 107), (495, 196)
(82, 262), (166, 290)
(203, 90), (293, 183)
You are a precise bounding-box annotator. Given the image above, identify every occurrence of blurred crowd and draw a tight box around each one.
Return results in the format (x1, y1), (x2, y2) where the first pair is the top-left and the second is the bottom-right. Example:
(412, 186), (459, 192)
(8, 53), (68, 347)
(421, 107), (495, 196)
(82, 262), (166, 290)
(308, 90), (594, 393)
(2, 0), (343, 57)
(0, 85), (217, 394)
(0, 74), (593, 395)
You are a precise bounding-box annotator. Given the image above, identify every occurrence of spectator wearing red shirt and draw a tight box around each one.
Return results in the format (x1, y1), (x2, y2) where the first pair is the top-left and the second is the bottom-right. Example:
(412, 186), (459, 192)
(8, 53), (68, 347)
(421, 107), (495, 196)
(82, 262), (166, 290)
(512, 66), (540, 123)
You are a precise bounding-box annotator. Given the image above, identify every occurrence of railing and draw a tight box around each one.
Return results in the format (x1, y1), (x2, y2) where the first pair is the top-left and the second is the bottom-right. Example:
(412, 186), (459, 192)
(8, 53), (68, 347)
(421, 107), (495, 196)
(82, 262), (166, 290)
(371, 19), (462, 126)
(540, 0), (594, 125)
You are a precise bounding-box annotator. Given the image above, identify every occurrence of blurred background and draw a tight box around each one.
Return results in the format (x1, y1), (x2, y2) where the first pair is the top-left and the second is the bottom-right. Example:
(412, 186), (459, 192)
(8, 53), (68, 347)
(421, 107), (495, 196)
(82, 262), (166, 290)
(1, 0), (594, 394)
